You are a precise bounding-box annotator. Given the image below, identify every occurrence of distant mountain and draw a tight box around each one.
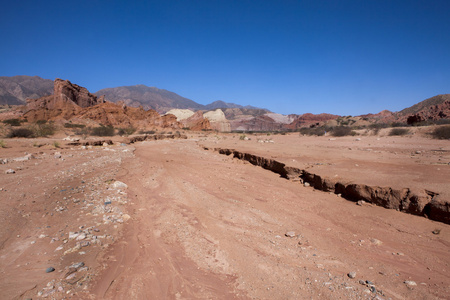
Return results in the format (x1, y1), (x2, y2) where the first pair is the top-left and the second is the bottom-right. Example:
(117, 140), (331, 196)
(0, 75), (53, 105)
(204, 100), (265, 111)
(95, 85), (204, 113)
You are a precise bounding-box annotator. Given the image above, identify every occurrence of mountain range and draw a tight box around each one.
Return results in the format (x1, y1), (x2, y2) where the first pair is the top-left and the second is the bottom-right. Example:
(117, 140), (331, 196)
(0, 75), (265, 114)
(0, 75), (449, 131)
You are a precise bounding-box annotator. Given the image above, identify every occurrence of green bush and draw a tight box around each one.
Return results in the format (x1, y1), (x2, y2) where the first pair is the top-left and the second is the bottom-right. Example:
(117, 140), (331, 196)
(0, 140), (6, 148)
(2, 119), (22, 126)
(7, 128), (34, 138)
(389, 128), (410, 136)
(91, 125), (115, 136)
(430, 125), (450, 139)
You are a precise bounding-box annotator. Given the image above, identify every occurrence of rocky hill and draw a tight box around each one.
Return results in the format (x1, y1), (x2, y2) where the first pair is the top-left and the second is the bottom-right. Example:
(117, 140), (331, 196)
(0, 76), (53, 105)
(95, 85), (204, 114)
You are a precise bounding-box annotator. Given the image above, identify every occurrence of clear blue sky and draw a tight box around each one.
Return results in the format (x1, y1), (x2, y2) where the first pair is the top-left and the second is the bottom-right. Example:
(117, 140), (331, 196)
(1, 0), (449, 115)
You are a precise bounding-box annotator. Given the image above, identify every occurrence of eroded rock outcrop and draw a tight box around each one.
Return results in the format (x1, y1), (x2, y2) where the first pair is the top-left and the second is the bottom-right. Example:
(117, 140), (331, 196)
(21, 79), (180, 129)
(204, 109), (231, 132)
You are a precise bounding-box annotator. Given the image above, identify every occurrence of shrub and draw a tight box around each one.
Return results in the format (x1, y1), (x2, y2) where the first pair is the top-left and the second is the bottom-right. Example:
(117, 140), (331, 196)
(91, 125), (115, 136)
(299, 127), (327, 136)
(117, 127), (136, 136)
(389, 128), (410, 136)
(0, 140), (6, 148)
(330, 126), (355, 137)
(138, 130), (156, 135)
(7, 128), (34, 138)
(34, 123), (56, 137)
(53, 141), (60, 148)
(64, 123), (86, 129)
(36, 120), (47, 125)
(430, 125), (450, 139)
(2, 119), (22, 126)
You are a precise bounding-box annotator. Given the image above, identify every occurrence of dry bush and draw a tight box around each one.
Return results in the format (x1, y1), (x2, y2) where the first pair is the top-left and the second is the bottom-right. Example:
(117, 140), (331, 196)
(430, 125), (450, 139)
(388, 128), (410, 136)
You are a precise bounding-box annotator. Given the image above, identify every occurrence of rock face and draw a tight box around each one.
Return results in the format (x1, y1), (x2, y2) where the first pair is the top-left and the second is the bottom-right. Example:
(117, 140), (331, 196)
(203, 109), (231, 132)
(24, 79), (105, 121)
(22, 79), (180, 129)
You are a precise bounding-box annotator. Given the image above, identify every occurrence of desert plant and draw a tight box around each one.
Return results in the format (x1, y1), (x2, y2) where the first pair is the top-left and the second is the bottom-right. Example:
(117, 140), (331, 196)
(36, 120), (47, 125)
(330, 126), (355, 137)
(7, 128), (34, 138)
(429, 125), (450, 139)
(0, 140), (6, 148)
(2, 118), (22, 126)
(64, 123), (86, 129)
(389, 128), (410, 136)
(239, 134), (247, 140)
(33, 122), (56, 137)
(299, 127), (327, 136)
(91, 125), (115, 136)
(117, 127), (136, 136)
(53, 141), (60, 148)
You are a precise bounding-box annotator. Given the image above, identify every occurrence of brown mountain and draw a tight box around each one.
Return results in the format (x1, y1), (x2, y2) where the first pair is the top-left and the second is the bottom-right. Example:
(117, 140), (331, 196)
(95, 85), (204, 114)
(0, 75), (53, 105)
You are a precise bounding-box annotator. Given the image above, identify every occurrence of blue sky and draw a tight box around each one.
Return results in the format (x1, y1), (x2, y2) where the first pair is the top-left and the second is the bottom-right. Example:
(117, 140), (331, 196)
(1, 0), (449, 115)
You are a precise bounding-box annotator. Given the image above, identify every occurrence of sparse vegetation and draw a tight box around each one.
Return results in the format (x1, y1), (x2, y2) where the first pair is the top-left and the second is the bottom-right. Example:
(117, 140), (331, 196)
(90, 125), (115, 136)
(429, 125), (450, 139)
(299, 127), (328, 136)
(330, 126), (356, 137)
(117, 126), (136, 136)
(138, 130), (156, 135)
(0, 140), (6, 148)
(53, 141), (60, 148)
(240, 134), (247, 140)
(2, 119), (22, 126)
(64, 123), (86, 129)
(33, 122), (56, 137)
(7, 128), (34, 138)
(389, 128), (410, 136)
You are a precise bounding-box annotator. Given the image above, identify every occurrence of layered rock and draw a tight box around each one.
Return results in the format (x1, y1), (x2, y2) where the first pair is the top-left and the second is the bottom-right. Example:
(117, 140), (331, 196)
(203, 109), (231, 132)
(21, 79), (180, 129)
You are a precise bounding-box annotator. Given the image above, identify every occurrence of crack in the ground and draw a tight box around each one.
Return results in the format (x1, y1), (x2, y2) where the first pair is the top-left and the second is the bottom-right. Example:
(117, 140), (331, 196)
(208, 147), (449, 225)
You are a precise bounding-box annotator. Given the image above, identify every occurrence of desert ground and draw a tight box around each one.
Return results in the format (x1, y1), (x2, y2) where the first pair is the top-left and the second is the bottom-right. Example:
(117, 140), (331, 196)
(0, 131), (449, 299)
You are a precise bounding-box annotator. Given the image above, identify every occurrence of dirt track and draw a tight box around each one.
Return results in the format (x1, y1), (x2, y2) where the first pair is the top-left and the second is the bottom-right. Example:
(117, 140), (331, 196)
(1, 134), (449, 299)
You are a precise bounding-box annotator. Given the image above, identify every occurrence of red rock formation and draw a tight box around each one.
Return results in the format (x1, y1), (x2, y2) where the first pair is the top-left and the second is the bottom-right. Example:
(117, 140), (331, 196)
(180, 111), (211, 131)
(21, 79), (180, 129)
(285, 113), (340, 129)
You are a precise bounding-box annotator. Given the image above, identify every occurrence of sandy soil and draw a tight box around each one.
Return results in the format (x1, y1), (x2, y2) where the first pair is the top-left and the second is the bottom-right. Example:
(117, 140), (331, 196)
(0, 133), (449, 299)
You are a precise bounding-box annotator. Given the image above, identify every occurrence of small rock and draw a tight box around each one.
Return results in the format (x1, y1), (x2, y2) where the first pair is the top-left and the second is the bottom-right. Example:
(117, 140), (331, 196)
(304, 182), (310, 187)
(5, 169), (15, 174)
(432, 229), (441, 235)
(69, 262), (85, 269)
(112, 181), (128, 189)
(404, 280), (417, 286)
(356, 200), (366, 206)
(358, 280), (366, 285)
(348, 271), (356, 279)
(45, 267), (55, 273)
(285, 231), (296, 238)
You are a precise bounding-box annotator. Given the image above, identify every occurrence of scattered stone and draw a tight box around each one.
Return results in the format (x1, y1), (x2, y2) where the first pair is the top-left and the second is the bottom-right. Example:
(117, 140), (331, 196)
(54, 152), (62, 158)
(285, 231), (296, 238)
(5, 169), (15, 174)
(432, 229), (441, 235)
(356, 200), (366, 206)
(370, 238), (382, 246)
(112, 181), (128, 189)
(347, 271), (356, 279)
(359, 280), (366, 285)
(404, 280), (417, 286)
(69, 262), (85, 269)
(45, 267), (55, 273)
(304, 182), (310, 187)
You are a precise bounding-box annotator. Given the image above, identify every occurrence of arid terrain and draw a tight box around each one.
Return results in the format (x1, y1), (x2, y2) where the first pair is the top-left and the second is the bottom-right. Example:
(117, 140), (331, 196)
(0, 131), (449, 299)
